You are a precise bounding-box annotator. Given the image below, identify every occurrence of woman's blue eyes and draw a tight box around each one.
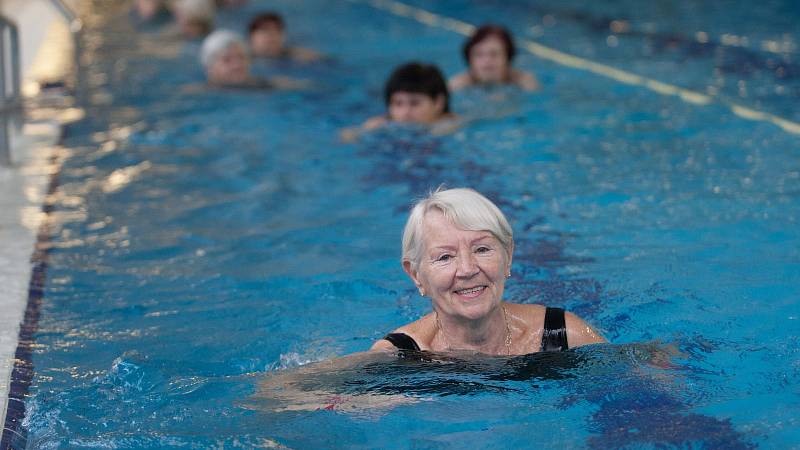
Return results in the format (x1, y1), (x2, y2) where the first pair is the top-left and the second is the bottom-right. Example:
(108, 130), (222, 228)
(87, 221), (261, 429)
(434, 247), (491, 262)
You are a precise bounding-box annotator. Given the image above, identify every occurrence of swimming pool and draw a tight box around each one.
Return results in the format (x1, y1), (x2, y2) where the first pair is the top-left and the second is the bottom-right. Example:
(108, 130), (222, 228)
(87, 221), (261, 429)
(3, 0), (799, 447)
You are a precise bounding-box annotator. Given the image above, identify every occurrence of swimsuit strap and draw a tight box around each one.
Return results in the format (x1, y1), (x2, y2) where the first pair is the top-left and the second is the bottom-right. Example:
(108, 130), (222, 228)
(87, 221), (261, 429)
(383, 332), (421, 351)
(385, 308), (568, 354)
(540, 307), (568, 352)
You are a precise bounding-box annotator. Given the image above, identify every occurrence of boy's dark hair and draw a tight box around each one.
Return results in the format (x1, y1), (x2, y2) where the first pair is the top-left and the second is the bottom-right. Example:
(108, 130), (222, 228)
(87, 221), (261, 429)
(384, 62), (450, 113)
(462, 24), (515, 65)
(248, 12), (285, 34)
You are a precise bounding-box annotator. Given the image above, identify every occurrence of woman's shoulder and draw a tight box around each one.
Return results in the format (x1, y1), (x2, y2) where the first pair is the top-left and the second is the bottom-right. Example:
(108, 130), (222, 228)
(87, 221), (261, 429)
(505, 303), (606, 350)
(505, 302), (546, 322)
(510, 69), (541, 92)
(371, 313), (436, 351)
(394, 313), (436, 343)
(506, 302), (594, 328)
(563, 310), (606, 346)
(448, 72), (472, 91)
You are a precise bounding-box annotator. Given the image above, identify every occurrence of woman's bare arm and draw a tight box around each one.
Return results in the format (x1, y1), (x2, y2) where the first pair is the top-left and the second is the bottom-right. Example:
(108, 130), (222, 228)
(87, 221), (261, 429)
(565, 311), (607, 348)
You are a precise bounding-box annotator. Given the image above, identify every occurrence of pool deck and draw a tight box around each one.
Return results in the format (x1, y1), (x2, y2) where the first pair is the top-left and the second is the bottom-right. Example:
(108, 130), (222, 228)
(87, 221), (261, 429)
(0, 0), (73, 434)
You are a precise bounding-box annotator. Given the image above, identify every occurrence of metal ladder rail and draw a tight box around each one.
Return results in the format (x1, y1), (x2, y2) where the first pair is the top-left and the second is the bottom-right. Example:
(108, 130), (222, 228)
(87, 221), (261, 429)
(0, 14), (20, 166)
(0, 1), (82, 166)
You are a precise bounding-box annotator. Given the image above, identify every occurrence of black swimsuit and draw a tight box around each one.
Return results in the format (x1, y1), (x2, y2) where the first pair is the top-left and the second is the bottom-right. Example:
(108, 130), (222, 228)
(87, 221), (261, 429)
(383, 307), (568, 353)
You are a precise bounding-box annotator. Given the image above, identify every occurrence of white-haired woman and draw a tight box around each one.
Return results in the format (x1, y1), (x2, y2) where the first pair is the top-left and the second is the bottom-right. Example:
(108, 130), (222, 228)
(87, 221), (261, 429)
(254, 188), (607, 412)
(372, 188), (605, 354)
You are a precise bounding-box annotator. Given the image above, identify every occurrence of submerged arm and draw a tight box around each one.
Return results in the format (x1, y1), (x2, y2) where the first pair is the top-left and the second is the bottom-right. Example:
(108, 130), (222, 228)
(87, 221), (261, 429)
(339, 115), (388, 143)
(253, 351), (419, 413)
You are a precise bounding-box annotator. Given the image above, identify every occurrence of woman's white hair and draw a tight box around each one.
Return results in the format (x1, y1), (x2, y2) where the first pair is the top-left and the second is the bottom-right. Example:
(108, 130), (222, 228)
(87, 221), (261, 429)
(402, 187), (513, 270)
(200, 29), (246, 68)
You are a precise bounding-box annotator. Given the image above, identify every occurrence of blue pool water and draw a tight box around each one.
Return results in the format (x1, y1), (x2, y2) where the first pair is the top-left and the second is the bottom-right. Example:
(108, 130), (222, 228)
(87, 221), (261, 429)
(5, 0), (800, 447)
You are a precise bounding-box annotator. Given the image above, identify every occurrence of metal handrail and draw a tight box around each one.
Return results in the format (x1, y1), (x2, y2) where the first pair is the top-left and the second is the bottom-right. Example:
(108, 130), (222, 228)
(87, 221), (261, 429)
(0, 14), (20, 108)
(0, 14), (20, 166)
(0, 1), (82, 165)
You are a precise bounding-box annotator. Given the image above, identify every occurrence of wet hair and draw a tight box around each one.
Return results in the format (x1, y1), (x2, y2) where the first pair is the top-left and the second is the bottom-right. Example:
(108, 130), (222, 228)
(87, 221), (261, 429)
(200, 29), (246, 68)
(462, 24), (516, 65)
(402, 187), (513, 271)
(384, 62), (450, 113)
(248, 12), (285, 34)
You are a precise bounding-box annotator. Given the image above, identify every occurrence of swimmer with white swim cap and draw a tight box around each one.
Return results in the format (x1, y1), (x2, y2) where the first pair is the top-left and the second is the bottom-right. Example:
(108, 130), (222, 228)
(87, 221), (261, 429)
(174, 0), (215, 38)
(198, 29), (310, 89)
(201, 29), (252, 86)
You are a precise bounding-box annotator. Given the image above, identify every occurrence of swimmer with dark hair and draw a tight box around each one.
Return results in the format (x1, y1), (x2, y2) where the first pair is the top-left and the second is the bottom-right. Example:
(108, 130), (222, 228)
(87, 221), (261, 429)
(449, 24), (540, 92)
(196, 29), (308, 89)
(215, 0), (247, 7)
(341, 62), (461, 142)
(247, 12), (323, 62)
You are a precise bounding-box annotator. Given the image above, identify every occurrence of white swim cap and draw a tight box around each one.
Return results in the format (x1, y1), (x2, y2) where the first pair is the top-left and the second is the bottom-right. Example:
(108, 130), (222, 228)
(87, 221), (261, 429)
(200, 29), (247, 68)
(175, 0), (215, 21)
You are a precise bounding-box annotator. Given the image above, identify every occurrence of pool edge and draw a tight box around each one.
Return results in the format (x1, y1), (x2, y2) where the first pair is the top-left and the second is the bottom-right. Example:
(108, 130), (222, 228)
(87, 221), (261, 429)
(0, 2), (76, 447)
(0, 122), (63, 449)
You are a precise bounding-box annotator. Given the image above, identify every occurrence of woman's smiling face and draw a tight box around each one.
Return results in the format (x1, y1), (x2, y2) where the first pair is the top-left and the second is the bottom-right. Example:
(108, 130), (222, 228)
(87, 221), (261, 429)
(405, 209), (511, 321)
